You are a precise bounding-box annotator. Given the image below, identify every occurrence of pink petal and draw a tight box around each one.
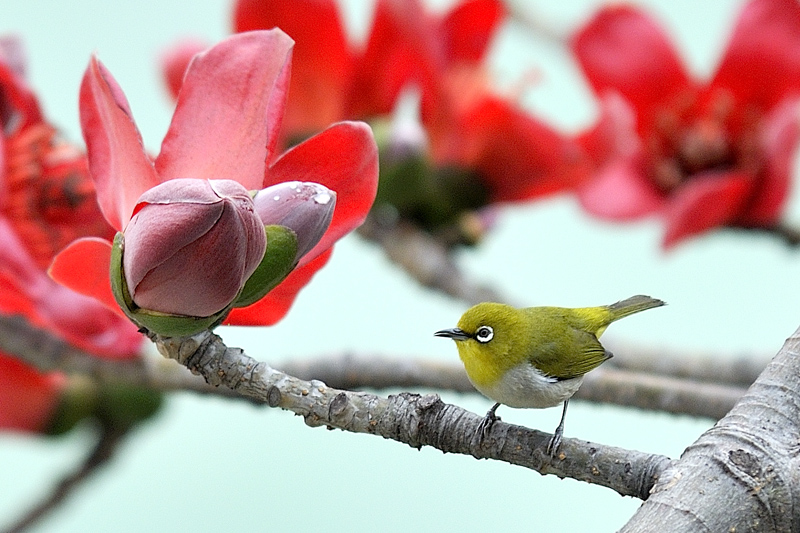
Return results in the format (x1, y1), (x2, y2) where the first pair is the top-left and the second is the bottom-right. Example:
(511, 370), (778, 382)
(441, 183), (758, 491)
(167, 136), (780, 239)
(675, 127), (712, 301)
(577, 93), (665, 219)
(578, 159), (664, 219)
(740, 96), (800, 225)
(662, 172), (752, 247)
(155, 31), (293, 189)
(37, 282), (143, 358)
(0, 217), (40, 289)
(571, 5), (691, 126)
(80, 56), (160, 229)
(224, 248), (331, 326)
(48, 237), (122, 316)
(266, 121), (378, 263)
(0, 220), (142, 358)
(712, 0), (800, 111)
(233, 0), (353, 136)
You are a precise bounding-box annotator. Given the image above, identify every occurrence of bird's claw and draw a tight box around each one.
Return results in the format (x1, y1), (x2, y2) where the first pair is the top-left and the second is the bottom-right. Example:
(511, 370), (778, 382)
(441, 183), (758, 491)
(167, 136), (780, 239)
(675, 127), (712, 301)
(477, 413), (499, 441)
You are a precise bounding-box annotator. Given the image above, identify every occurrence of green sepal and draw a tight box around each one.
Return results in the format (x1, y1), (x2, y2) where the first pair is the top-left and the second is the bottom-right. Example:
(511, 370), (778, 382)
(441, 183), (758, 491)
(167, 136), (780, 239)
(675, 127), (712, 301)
(232, 225), (298, 308)
(110, 232), (229, 337)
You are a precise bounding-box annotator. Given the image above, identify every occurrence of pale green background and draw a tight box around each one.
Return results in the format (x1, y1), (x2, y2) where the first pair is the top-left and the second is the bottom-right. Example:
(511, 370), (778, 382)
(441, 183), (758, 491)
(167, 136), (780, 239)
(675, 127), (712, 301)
(3, 0), (794, 531)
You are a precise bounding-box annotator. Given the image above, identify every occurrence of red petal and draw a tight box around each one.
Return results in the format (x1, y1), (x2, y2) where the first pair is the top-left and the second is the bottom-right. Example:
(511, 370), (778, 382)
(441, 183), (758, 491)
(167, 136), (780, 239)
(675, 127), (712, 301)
(160, 39), (208, 101)
(49, 237), (121, 316)
(712, 0), (800, 111)
(80, 56), (160, 229)
(0, 354), (64, 433)
(571, 5), (690, 125)
(155, 31), (293, 190)
(440, 0), (504, 63)
(233, 0), (353, 136)
(349, 0), (437, 118)
(266, 121), (378, 264)
(451, 98), (588, 202)
(740, 96), (800, 225)
(224, 248), (332, 326)
(662, 172), (752, 247)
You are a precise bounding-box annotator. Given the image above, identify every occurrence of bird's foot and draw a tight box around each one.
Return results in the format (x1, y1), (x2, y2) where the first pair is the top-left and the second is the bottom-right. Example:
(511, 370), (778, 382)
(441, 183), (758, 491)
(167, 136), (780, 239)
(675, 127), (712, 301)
(546, 427), (563, 457)
(476, 404), (501, 444)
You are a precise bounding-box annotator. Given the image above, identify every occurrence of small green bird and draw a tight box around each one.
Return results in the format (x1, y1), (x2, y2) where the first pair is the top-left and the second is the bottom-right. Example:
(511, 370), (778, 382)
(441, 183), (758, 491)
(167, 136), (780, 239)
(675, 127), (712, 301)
(435, 295), (665, 455)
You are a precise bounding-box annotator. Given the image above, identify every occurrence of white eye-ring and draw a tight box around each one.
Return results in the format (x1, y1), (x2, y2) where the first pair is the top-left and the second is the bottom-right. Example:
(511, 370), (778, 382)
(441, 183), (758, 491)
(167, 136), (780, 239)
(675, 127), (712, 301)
(475, 326), (494, 343)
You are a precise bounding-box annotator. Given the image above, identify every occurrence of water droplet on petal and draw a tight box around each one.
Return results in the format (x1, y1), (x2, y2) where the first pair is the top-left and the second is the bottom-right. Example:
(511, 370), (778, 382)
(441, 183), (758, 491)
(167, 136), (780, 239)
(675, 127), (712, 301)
(313, 191), (332, 205)
(273, 195), (281, 201)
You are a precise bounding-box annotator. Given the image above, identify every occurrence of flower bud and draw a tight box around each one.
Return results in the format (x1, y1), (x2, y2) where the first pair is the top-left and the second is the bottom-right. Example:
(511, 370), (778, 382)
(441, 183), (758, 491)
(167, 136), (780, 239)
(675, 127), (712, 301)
(121, 178), (266, 319)
(252, 181), (336, 264)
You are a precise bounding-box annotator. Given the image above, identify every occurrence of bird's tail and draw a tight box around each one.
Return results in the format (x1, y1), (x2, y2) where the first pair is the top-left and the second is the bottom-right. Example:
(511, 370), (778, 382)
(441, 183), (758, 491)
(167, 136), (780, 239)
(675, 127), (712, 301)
(607, 295), (665, 321)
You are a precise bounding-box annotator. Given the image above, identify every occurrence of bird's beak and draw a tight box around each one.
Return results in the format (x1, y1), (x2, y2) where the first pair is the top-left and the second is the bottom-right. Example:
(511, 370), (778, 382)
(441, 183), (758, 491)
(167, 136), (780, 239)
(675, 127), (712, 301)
(434, 327), (471, 341)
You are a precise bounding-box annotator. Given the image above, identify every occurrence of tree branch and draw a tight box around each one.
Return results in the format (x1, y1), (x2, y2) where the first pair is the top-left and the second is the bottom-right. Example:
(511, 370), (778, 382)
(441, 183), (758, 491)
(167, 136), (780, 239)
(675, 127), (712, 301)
(357, 216), (507, 305)
(605, 339), (770, 387)
(279, 354), (745, 420)
(147, 330), (673, 499)
(729, 222), (800, 247)
(0, 313), (745, 420)
(622, 325), (800, 532)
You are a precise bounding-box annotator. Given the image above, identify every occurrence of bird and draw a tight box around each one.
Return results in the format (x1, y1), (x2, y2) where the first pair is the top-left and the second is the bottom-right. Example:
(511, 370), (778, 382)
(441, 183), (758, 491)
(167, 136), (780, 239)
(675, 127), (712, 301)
(435, 295), (665, 455)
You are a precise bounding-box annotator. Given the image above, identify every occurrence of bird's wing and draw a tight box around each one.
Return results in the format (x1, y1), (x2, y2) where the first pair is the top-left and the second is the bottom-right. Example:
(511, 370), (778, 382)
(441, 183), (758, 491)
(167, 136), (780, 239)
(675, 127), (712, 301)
(532, 328), (612, 380)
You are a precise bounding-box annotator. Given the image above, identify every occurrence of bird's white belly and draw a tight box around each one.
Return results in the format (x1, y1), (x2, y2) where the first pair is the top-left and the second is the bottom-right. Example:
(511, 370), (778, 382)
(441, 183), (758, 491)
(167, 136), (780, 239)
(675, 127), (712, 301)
(474, 364), (584, 409)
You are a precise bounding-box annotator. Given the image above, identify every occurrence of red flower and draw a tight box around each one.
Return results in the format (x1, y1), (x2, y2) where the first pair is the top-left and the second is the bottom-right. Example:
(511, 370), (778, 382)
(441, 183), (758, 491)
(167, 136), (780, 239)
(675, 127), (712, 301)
(229, 0), (586, 224)
(51, 31), (378, 327)
(573, 0), (800, 247)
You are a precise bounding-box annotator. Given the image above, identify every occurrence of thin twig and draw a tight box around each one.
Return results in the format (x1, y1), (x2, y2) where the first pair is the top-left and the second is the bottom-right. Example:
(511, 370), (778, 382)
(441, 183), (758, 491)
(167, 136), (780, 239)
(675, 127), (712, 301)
(728, 222), (800, 247)
(356, 216), (507, 306)
(3, 424), (128, 533)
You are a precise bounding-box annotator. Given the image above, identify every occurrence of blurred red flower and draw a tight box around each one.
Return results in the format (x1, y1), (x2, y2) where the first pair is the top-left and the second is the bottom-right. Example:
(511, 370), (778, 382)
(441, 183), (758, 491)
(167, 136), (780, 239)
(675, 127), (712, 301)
(573, 0), (800, 247)
(0, 38), (143, 432)
(225, 0), (587, 236)
(0, 39), (142, 358)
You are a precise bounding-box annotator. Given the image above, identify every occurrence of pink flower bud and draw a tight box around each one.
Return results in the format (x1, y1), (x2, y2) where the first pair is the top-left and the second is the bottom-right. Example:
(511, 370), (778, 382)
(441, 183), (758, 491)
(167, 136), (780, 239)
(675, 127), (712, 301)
(252, 181), (336, 264)
(122, 178), (266, 317)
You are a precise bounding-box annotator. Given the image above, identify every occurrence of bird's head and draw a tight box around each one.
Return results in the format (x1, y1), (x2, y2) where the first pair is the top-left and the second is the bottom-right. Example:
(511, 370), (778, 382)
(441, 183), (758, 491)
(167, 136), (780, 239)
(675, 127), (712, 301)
(435, 302), (527, 386)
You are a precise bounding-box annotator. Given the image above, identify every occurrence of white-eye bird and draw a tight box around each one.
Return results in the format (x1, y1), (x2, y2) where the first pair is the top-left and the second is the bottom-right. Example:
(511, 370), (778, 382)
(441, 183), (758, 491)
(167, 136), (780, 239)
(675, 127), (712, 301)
(435, 295), (665, 455)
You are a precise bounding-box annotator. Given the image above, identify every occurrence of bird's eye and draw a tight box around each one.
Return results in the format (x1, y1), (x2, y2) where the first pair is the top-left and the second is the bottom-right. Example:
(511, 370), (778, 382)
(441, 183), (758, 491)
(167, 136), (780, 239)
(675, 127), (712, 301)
(475, 326), (494, 343)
